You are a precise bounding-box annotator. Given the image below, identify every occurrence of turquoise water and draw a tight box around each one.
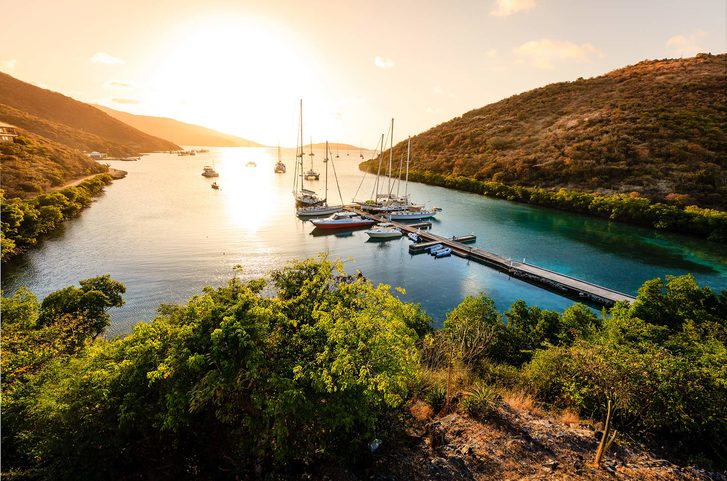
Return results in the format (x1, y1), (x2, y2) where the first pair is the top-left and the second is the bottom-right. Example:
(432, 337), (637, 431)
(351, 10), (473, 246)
(3, 147), (725, 336)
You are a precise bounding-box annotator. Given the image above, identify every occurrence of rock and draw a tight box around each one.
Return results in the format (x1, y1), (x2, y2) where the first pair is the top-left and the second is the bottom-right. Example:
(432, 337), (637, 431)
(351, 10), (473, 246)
(543, 460), (559, 470)
(459, 445), (474, 456)
(426, 422), (446, 451)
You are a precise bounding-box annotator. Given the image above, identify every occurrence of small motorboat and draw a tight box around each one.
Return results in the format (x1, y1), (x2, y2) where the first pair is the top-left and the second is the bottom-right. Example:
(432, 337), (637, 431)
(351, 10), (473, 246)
(407, 232), (421, 242)
(433, 247), (452, 258)
(304, 169), (319, 180)
(311, 211), (375, 229)
(211, 182), (219, 190)
(426, 244), (444, 254)
(364, 223), (402, 239)
(274, 161), (286, 173)
(201, 165), (219, 177)
(245, 161), (257, 168)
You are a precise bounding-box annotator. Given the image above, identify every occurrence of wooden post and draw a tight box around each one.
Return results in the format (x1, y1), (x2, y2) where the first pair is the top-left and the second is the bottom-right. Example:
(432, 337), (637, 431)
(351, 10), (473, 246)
(594, 397), (617, 466)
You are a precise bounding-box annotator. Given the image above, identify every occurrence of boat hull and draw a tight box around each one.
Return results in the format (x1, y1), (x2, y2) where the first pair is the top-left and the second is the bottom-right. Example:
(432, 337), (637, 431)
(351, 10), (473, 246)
(387, 211), (437, 220)
(365, 231), (402, 238)
(296, 205), (343, 217)
(311, 220), (375, 229)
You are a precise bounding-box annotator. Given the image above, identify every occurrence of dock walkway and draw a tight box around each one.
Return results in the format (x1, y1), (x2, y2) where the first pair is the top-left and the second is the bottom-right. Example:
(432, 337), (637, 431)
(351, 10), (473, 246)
(346, 206), (636, 307)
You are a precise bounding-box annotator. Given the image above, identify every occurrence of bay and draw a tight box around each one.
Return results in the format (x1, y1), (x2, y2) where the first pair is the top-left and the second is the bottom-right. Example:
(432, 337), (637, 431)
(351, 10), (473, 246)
(3, 147), (725, 337)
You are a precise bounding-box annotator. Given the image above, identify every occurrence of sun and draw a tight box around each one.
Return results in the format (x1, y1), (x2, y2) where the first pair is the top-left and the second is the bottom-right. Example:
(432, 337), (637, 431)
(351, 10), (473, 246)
(144, 14), (319, 143)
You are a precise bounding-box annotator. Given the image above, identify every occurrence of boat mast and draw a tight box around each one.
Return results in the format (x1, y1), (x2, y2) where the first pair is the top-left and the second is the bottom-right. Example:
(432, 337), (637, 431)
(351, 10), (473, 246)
(373, 133), (384, 200)
(309, 136), (315, 172)
(405, 136), (411, 202)
(298, 99), (305, 192)
(324, 140), (329, 203)
(387, 118), (394, 197)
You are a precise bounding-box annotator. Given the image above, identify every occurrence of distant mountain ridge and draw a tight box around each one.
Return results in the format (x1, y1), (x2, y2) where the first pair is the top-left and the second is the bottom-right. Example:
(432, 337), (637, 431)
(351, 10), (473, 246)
(95, 105), (265, 147)
(0, 72), (179, 156)
(364, 53), (726, 210)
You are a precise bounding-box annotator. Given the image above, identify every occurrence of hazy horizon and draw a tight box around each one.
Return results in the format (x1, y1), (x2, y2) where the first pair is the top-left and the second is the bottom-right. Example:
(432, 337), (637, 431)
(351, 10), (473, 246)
(1, 0), (725, 147)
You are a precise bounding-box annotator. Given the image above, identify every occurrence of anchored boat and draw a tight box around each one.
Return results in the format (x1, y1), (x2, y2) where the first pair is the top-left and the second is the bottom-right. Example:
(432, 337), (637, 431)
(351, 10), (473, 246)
(311, 211), (375, 229)
(364, 222), (402, 239)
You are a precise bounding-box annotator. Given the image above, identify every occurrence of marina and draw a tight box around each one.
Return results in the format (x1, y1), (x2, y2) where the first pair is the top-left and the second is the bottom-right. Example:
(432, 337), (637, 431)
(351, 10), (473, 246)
(3, 148), (723, 334)
(347, 207), (636, 307)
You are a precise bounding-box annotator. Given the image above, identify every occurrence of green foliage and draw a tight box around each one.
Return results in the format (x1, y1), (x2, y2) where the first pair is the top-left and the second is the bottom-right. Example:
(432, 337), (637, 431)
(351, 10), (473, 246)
(3, 259), (422, 479)
(37, 274), (126, 337)
(522, 275), (727, 466)
(367, 170), (727, 241)
(1, 173), (112, 262)
(460, 382), (500, 418)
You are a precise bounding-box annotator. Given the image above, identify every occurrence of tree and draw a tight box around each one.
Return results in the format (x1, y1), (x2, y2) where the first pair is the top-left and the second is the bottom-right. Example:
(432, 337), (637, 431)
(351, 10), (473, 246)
(38, 274), (125, 338)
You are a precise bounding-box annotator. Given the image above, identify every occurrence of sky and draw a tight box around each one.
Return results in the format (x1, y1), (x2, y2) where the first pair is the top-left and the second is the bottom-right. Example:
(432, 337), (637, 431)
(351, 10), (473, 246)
(1, 0), (725, 147)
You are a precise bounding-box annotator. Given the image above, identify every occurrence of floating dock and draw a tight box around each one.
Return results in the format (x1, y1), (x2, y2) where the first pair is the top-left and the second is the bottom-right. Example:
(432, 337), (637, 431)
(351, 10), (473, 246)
(346, 207), (636, 307)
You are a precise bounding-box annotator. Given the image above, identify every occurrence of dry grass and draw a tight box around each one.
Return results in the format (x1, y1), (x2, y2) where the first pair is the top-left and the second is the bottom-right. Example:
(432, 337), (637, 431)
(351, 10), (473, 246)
(410, 400), (435, 422)
(559, 408), (584, 426)
(500, 388), (544, 416)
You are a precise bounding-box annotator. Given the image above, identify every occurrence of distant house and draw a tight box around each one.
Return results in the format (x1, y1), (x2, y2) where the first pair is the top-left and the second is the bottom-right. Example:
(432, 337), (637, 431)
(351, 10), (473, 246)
(87, 151), (107, 159)
(0, 121), (18, 142)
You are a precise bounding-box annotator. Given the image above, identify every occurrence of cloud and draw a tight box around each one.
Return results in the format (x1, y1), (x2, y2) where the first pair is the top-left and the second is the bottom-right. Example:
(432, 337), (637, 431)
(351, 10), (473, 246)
(666, 30), (707, 57)
(513, 39), (600, 69)
(490, 0), (536, 17)
(111, 97), (139, 105)
(374, 56), (396, 69)
(0, 58), (16, 73)
(90, 52), (124, 65)
(107, 80), (134, 88)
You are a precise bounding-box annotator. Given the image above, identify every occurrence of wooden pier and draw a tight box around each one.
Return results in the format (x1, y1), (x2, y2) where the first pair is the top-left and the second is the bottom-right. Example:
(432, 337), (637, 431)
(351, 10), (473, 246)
(346, 206), (636, 307)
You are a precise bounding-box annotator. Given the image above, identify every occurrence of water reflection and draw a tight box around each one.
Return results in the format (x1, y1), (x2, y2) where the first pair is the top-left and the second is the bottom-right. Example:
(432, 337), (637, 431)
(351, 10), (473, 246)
(2, 147), (725, 336)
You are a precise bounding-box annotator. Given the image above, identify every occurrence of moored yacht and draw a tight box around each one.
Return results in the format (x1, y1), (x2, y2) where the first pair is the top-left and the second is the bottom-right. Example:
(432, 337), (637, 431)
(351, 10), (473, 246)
(201, 165), (219, 177)
(311, 211), (376, 229)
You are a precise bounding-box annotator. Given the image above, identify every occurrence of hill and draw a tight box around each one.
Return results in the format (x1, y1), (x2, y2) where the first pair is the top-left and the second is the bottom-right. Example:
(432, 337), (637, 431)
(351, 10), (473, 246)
(0, 130), (107, 198)
(364, 54), (726, 210)
(95, 105), (265, 147)
(307, 142), (365, 151)
(0, 72), (179, 156)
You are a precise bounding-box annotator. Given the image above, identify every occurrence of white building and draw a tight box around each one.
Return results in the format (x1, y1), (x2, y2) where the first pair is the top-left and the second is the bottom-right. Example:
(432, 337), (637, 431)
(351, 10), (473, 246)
(0, 121), (18, 142)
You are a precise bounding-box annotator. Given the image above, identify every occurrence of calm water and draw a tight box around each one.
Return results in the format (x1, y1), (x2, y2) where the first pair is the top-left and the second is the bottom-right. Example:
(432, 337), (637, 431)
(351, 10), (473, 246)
(3, 147), (726, 336)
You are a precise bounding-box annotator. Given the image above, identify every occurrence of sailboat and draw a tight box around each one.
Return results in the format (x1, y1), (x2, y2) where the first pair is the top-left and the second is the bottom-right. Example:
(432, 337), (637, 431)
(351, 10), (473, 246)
(304, 137), (320, 180)
(274, 144), (286, 173)
(293, 100), (324, 207)
(297, 141), (344, 217)
(384, 136), (441, 220)
(357, 119), (409, 213)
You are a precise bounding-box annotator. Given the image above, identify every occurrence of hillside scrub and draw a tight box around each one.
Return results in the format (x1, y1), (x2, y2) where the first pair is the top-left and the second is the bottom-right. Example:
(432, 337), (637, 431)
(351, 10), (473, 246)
(0, 133), (107, 199)
(362, 54), (726, 224)
(1, 259), (724, 479)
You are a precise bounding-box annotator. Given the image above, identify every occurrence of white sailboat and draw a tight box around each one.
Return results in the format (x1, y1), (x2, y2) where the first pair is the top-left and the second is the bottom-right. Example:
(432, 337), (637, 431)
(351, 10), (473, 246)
(297, 141), (344, 217)
(304, 137), (320, 180)
(293, 100), (324, 207)
(274, 144), (286, 173)
(385, 137), (441, 220)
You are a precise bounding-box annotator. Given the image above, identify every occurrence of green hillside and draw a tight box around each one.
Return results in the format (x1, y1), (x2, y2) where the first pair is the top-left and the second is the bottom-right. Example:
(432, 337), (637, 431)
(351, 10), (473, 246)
(94, 105), (265, 147)
(0, 73), (179, 156)
(364, 54), (726, 210)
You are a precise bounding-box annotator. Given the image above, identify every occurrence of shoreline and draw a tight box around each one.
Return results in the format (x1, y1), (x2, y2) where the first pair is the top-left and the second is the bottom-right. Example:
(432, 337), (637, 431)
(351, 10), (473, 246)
(359, 165), (727, 243)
